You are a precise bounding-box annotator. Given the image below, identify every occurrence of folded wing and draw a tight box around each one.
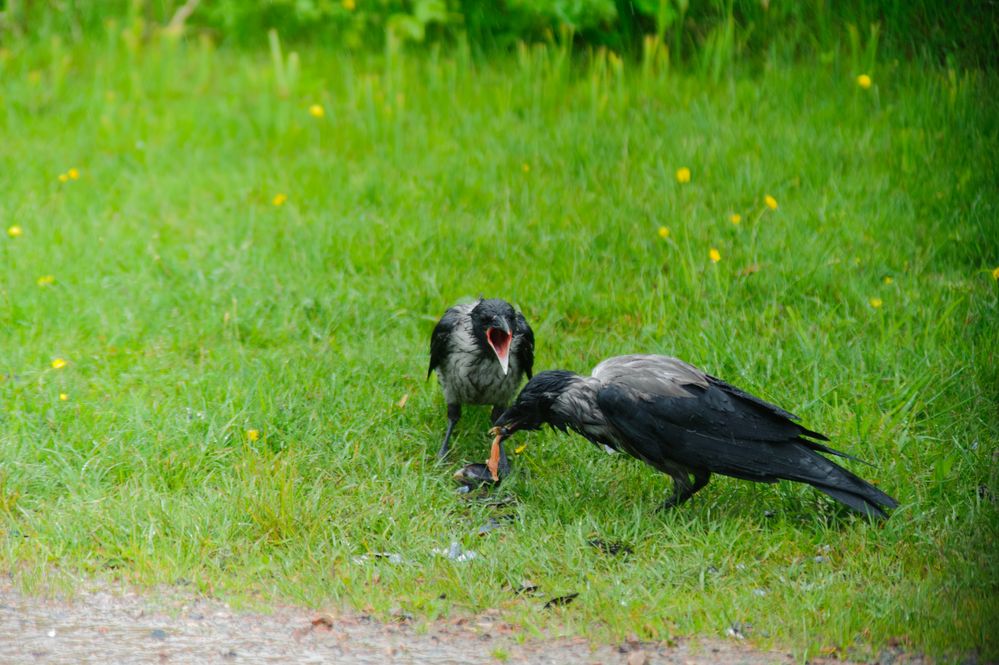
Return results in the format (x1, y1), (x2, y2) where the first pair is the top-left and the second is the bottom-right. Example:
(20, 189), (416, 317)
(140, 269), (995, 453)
(593, 355), (897, 518)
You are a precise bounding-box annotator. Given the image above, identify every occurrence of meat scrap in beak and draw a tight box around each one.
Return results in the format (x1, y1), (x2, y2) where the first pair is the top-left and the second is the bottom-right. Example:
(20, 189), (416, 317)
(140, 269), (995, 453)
(486, 327), (512, 375)
(486, 433), (505, 481)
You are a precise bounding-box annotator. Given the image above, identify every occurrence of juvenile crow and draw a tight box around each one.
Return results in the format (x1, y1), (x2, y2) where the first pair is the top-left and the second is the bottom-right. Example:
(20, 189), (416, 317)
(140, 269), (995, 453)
(489, 354), (898, 519)
(429, 298), (534, 473)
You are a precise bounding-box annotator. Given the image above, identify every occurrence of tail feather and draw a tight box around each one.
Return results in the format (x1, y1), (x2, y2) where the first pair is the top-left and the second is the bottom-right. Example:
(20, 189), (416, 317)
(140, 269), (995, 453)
(786, 446), (898, 519)
(799, 438), (874, 467)
(813, 485), (890, 520)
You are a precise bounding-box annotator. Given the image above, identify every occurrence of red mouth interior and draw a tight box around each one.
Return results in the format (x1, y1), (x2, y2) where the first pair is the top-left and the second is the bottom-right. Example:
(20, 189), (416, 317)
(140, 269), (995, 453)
(486, 328), (512, 361)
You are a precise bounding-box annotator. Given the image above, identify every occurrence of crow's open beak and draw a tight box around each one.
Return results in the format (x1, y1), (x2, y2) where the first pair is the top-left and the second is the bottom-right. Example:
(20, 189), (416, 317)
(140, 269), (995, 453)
(486, 325), (512, 375)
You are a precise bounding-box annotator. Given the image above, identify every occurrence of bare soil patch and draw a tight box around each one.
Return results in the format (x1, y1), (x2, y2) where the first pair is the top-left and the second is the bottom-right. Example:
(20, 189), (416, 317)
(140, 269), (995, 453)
(0, 581), (892, 664)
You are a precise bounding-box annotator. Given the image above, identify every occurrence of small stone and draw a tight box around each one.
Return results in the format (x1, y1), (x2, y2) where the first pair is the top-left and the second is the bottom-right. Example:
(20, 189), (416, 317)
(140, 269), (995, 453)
(311, 616), (334, 630)
(150, 629), (168, 640)
(627, 650), (649, 665)
(433, 541), (477, 563)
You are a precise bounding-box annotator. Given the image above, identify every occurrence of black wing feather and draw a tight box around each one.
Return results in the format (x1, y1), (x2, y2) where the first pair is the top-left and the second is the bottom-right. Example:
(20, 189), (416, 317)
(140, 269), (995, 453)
(705, 374), (800, 421)
(704, 376), (874, 464)
(514, 311), (535, 379)
(428, 308), (461, 378)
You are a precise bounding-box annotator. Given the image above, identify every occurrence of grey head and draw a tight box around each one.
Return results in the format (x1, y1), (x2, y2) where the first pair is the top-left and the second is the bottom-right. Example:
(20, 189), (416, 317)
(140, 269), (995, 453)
(491, 370), (581, 434)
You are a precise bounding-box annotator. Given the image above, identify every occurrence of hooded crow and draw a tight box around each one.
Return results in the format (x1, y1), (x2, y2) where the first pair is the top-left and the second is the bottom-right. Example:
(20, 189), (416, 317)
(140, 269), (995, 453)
(429, 298), (534, 473)
(489, 354), (898, 519)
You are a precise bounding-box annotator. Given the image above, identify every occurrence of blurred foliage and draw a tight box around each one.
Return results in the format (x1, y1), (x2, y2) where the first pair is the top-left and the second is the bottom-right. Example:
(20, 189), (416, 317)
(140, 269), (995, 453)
(0, 0), (995, 68)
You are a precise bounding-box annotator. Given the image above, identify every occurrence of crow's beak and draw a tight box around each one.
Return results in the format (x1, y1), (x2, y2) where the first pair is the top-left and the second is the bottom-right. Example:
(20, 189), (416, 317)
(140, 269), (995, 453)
(486, 324), (512, 375)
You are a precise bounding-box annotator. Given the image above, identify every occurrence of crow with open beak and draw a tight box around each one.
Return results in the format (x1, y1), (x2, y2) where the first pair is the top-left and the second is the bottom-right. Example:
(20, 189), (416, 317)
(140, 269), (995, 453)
(429, 298), (534, 473)
(489, 354), (898, 519)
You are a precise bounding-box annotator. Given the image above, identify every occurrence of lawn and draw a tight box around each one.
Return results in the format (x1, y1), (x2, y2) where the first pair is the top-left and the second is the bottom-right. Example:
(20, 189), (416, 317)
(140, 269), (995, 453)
(1, 31), (997, 662)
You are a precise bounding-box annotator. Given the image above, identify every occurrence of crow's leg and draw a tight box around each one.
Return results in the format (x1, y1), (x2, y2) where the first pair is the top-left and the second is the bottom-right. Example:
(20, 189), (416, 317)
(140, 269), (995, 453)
(436, 403), (461, 461)
(660, 469), (711, 510)
(687, 468), (711, 498)
(490, 405), (505, 424)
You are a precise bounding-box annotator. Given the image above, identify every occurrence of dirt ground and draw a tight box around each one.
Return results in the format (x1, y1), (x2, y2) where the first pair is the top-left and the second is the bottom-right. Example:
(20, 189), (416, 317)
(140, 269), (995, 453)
(0, 581), (901, 664)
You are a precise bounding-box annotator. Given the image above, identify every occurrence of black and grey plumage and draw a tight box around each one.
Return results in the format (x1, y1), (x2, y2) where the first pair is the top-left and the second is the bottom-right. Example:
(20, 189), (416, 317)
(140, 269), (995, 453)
(428, 298), (534, 472)
(490, 354), (898, 519)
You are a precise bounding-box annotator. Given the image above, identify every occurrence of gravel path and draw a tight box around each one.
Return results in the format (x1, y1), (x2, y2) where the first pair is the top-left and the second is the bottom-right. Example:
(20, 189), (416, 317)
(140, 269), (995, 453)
(0, 582), (879, 664)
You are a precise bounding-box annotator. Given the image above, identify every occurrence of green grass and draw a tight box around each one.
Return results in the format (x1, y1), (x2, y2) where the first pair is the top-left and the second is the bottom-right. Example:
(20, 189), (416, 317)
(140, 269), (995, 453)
(1, 32), (997, 662)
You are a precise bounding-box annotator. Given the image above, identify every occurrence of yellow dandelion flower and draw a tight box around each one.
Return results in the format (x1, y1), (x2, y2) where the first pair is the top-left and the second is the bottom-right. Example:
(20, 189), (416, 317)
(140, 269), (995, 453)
(675, 167), (691, 184)
(246, 429), (260, 442)
(709, 248), (721, 263)
(992, 266), (999, 280)
(68, 168), (79, 180)
(729, 214), (741, 225)
(51, 358), (67, 369)
(857, 74), (872, 89)
(37, 275), (55, 287)
(514, 443), (527, 455)
(58, 173), (69, 183)
(521, 163), (530, 173)
(764, 195), (778, 210)
(883, 276), (894, 285)
(658, 226), (670, 239)
(272, 193), (287, 207)
(6, 225), (22, 238)
(59, 393), (69, 401)
(342, 0), (356, 9)
(309, 104), (325, 118)
(869, 297), (883, 308)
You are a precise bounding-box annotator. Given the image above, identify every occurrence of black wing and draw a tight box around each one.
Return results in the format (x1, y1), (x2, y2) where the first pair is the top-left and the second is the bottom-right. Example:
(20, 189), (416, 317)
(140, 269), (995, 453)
(428, 308), (462, 378)
(596, 381), (822, 473)
(702, 376), (877, 463)
(593, 355), (844, 458)
(514, 310), (535, 379)
(596, 381), (896, 517)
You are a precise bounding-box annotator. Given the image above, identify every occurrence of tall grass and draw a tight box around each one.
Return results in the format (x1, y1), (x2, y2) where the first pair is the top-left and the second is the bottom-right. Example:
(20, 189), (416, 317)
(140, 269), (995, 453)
(0, 22), (997, 662)
(1, 0), (995, 68)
